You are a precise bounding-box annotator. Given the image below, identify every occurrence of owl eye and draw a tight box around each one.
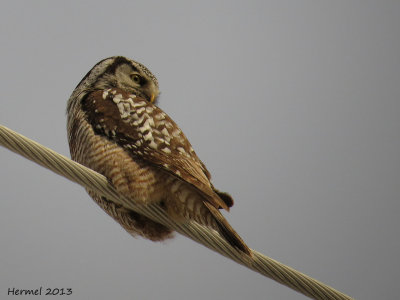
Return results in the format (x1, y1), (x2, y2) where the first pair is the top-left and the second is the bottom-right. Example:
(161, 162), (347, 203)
(130, 73), (142, 84)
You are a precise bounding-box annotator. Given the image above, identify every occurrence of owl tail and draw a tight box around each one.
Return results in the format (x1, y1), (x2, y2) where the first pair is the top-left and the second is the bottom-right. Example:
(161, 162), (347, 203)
(203, 202), (252, 256)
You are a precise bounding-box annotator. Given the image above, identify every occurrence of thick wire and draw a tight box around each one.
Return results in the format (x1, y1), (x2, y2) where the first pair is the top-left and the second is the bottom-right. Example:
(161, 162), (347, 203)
(0, 125), (353, 300)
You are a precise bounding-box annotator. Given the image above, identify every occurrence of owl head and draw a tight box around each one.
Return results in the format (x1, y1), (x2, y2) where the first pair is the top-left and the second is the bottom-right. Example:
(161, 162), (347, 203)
(68, 56), (159, 113)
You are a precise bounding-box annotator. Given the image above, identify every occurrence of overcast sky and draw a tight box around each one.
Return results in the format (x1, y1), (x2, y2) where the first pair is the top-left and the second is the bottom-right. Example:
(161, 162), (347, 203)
(0, 1), (399, 299)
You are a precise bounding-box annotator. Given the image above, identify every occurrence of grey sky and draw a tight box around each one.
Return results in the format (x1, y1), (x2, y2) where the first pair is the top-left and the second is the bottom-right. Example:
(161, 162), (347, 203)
(0, 1), (399, 299)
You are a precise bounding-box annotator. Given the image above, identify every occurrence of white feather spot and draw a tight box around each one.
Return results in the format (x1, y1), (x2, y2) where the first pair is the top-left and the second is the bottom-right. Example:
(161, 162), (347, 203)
(143, 131), (153, 141)
(116, 102), (130, 119)
(146, 107), (154, 113)
(136, 107), (146, 114)
(123, 102), (131, 110)
(140, 119), (152, 133)
(102, 91), (108, 99)
(161, 147), (171, 154)
(126, 98), (135, 106)
(161, 128), (170, 136)
(148, 140), (158, 149)
(113, 94), (123, 104)
(155, 113), (165, 120)
(152, 128), (160, 135)
(162, 135), (171, 143)
(133, 101), (146, 107)
(155, 137), (169, 145)
(177, 147), (186, 154)
(148, 118), (155, 127)
(121, 112), (130, 119)
(134, 114), (145, 126)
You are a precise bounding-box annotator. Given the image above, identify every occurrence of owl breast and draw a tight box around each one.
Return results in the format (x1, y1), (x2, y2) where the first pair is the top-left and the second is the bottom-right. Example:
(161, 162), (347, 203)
(69, 108), (170, 204)
(67, 108), (174, 241)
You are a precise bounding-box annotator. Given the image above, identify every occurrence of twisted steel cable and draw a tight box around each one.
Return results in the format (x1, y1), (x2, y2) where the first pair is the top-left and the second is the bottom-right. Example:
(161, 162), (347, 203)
(0, 124), (353, 300)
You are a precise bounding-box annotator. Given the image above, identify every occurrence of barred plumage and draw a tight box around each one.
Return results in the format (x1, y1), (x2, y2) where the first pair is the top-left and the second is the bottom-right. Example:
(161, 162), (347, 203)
(67, 56), (250, 255)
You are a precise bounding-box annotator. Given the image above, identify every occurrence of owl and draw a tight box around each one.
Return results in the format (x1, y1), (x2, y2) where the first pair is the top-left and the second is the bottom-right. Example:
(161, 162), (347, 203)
(66, 56), (250, 255)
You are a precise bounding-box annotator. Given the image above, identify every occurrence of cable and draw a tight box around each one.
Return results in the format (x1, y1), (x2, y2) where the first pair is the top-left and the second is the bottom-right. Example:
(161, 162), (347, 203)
(0, 124), (353, 300)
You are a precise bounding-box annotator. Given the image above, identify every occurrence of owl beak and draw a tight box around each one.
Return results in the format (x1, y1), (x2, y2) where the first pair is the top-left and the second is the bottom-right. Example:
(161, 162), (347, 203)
(150, 93), (156, 103)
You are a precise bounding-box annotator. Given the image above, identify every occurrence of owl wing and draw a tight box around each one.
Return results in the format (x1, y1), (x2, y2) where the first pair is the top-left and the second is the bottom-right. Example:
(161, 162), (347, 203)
(82, 88), (232, 211)
(199, 160), (234, 208)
